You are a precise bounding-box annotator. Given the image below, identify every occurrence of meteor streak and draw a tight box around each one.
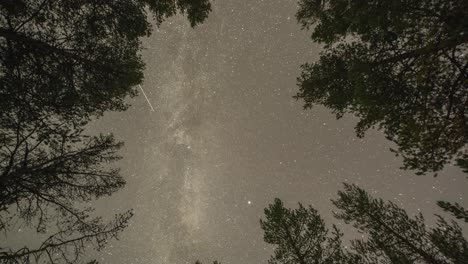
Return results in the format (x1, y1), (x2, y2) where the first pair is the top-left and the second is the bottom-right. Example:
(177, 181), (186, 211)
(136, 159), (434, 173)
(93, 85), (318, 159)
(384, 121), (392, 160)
(139, 85), (155, 112)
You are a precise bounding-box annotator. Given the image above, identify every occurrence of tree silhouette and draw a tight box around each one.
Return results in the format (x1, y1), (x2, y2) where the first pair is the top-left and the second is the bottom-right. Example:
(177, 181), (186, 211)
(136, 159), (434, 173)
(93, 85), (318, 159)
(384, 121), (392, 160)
(0, 0), (211, 128)
(294, 0), (468, 175)
(437, 201), (468, 223)
(334, 183), (468, 264)
(0, 112), (132, 263)
(455, 155), (468, 175)
(260, 198), (345, 264)
(0, 211), (132, 263)
(262, 184), (468, 264)
(0, 0), (212, 262)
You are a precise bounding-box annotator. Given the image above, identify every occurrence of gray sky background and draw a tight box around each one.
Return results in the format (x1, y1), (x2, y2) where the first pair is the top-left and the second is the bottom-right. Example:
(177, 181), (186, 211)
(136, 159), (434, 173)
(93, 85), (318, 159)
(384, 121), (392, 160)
(65, 0), (467, 263)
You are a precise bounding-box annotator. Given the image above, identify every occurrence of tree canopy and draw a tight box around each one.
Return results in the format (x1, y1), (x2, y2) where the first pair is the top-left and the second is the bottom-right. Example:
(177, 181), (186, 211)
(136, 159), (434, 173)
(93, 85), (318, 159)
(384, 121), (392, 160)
(0, 0), (212, 262)
(0, 108), (132, 262)
(260, 198), (345, 264)
(437, 201), (468, 223)
(261, 184), (468, 264)
(295, 0), (468, 175)
(0, 0), (211, 127)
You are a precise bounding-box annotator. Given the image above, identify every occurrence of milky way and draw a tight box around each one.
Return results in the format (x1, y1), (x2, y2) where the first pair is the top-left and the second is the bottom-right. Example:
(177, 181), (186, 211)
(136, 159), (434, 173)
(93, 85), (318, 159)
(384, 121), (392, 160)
(82, 1), (468, 263)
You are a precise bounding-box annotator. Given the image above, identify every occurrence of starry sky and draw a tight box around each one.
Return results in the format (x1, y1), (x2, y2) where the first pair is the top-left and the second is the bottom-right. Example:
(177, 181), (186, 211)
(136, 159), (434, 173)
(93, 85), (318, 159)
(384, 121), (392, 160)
(83, 0), (467, 263)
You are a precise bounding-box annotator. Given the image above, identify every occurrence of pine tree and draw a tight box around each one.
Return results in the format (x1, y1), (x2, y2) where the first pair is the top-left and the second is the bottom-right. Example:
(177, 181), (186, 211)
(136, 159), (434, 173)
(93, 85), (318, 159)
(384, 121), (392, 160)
(294, 0), (468, 175)
(437, 201), (468, 223)
(333, 184), (468, 264)
(0, 1), (212, 262)
(261, 184), (468, 264)
(0, 115), (132, 263)
(260, 198), (345, 264)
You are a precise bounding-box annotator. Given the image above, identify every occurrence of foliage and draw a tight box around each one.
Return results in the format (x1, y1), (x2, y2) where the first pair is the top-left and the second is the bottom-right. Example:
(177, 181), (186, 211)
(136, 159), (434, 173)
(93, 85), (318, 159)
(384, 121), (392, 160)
(0, 0), (211, 262)
(262, 184), (468, 264)
(333, 183), (468, 264)
(0, 0), (211, 127)
(455, 154), (468, 175)
(0, 111), (132, 263)
(437, 201), (468, 223)
(294, 0), (468, 175)
(146, 0), (212, 27)
(260, 198), (345, 264)
(0, 211), (133, 263)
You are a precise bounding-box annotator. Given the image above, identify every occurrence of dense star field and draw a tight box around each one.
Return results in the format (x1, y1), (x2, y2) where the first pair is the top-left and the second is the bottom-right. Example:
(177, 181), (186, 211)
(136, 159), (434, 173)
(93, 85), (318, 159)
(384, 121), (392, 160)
(2, 0), (467, 263)
(81, 0), (466, 263)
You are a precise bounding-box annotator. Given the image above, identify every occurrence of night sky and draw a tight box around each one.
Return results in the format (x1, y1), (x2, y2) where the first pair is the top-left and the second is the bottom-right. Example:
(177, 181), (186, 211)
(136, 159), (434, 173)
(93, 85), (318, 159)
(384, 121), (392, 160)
(78, 0), (468, 263)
